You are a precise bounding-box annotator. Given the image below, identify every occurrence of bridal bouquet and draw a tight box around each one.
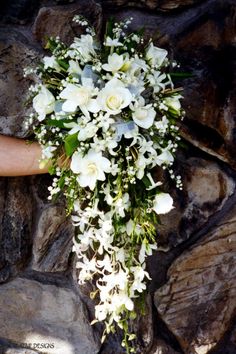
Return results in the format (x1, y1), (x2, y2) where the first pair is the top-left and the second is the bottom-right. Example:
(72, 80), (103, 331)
(24, 16), (184, 353)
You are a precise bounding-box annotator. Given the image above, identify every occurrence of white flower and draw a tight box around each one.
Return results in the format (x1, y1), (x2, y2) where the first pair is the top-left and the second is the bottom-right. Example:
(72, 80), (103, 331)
(43, 56), (61, 71)
(33, 86), (55, 121)
(155, 116), (169, 134)
(102, 53), (129, 73)
(41, 145), (57, 159)
(146, 43), (168, 67)
(164, 94), (182, 113)
(130, 97), (156, 129)
(68, 60), (82, 75)
(146, 173), (162, 190)
(139, 242), (157, 264)
(155, 149), (174, 166)
(71, 149), (111, 190)
(147, 71), (167, 93)
(97, 78), (133, 115)
(70, 34), (96, 61)
(153, 193), (174, 214)
(60, 80), (100, 117)
(105, 37), (123, 47)
(111, 291), (134, 311)
(113, 193), (130, 217)
(130, 266), (150, 293)
(95, 303), (109, 321)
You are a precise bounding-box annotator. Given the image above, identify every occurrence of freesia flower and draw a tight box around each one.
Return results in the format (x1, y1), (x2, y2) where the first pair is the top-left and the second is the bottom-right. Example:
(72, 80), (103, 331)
(153, 193), (174, 214)
(68, 60), (82, 75)
(71, 149), (111, 190)
(33, 86), (55, 121)
(60, 80), (100, 117)
(102, 53), (129, 73)
(146, 42), (168, 67)
(164, 94), (182, 114)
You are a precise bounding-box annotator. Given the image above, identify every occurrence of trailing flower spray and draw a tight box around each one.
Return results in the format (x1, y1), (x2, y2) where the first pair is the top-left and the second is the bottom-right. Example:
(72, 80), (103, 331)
(24, 16), (184, 353)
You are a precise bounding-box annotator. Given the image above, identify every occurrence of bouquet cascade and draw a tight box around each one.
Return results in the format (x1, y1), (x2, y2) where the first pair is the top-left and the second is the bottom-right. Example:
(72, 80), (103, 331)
(24, 16), (184, 353)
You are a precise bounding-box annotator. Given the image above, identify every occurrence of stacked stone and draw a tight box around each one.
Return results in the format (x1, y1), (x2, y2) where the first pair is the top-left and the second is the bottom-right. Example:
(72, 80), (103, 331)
(0, 1), (235, 353)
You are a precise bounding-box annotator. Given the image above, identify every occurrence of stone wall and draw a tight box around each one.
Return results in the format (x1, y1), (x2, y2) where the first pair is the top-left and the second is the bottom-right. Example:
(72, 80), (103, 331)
(0, 0), (235, 353)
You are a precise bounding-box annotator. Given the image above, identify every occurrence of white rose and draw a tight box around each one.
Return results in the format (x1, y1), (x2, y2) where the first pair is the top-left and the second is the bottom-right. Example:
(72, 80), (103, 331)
(71, 149), (111, 190)
(146, 43), (168, 67)
(153, 193), (174, 214)
(97, 78), (133, 115)
(33, 86), (55, 121)
(131, 98), (156, 129)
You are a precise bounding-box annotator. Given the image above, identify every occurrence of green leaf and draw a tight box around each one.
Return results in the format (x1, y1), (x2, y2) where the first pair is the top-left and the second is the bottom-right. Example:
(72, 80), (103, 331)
(46, 118), (72, 128)
(105, 17), (115, 38)
(64, 133), (79, 156)
(169, 72), (193, 78)
(57, 59), (69, 70)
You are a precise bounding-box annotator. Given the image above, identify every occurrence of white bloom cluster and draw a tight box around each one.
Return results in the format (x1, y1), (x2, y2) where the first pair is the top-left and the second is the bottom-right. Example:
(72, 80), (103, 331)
(24, 16), (184, 352)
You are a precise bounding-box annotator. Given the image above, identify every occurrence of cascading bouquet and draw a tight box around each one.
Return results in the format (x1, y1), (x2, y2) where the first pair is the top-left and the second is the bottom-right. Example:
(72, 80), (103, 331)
(24, 16), (184, 353)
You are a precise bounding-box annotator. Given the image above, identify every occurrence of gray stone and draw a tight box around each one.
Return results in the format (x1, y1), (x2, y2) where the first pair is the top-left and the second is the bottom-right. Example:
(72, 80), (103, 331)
(0, 277), (100, 354)
(32, 204), (74, 272)
(100, 0), (202, 11)
(33, 0), (103, 47)
(0, 28), (41, 138)
(0, 177), (34, 282)
(154, 206), (236, 353)
(149, 339), (180, 353)
(157, 157), (235, 248)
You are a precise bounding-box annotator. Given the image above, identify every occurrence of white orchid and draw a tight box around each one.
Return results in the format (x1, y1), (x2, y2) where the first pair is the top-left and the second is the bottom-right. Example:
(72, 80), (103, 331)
(70, 34), (97, 61)
(153, 193), (174, 214)
(71, 149), (111, 190)
(33, 86), (55, 121)
(43, 56), (61, 71)
(105, 36), (123, 47)
(97, 78), (133, 115)
(155, 148), (174, 166)
(147, 70), (167, 93)
(155, 116), (169, 134)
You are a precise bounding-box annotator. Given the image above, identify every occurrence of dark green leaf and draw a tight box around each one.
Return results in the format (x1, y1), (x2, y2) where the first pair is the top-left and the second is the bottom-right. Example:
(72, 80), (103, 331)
(64, 133), (79, 156)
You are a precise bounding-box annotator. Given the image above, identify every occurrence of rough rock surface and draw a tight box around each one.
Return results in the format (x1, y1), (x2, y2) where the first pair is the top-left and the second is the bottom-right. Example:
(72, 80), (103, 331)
(0, 29), (41, 137)
(157, 156), (235, 248)
(149, 339), (181, 354)
(0, 0), (236, 353)
(33, 0), (103, 47)
(32, 205), (74, 272)
(0, 177), (33, 283)
(100, 0), (203, 11)
(0, 277), (100, 354)
(155, 207), (236, 353)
